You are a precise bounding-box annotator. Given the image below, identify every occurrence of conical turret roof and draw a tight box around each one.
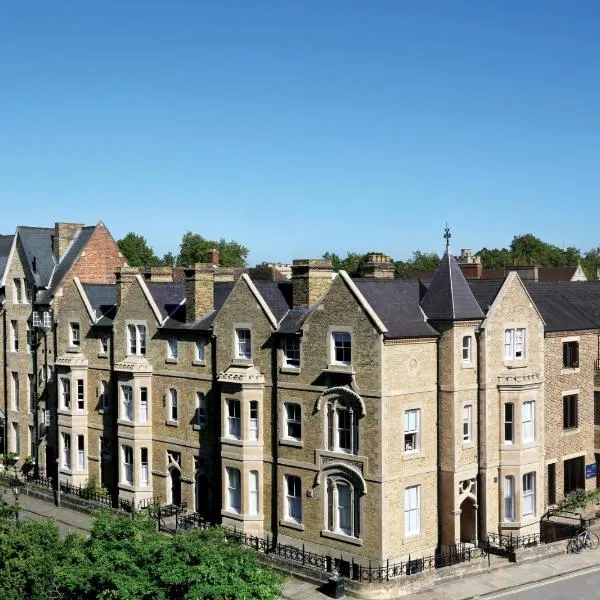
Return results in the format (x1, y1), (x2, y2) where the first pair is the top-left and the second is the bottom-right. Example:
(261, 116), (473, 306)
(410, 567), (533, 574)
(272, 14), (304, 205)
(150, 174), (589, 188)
(420, 251), (484, 321)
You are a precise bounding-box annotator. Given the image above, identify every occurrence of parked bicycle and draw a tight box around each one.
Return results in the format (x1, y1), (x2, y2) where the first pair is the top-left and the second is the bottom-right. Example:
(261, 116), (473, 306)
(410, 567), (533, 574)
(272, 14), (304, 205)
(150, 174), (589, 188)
(567, 528), (600, 553)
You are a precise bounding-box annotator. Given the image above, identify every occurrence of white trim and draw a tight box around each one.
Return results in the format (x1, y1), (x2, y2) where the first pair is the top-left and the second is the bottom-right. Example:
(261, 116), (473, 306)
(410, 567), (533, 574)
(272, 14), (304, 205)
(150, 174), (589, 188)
(241, 273), (278, 328)
(135, 274), (164, 324)
(338, 271), (388, 334)
(73, 277), (97, 323)
(0, 234), (17, 287)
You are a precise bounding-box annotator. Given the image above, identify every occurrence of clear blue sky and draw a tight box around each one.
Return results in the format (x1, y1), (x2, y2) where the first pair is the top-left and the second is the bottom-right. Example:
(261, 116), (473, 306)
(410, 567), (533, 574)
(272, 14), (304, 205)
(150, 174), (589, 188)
(1, 1), (599, 265)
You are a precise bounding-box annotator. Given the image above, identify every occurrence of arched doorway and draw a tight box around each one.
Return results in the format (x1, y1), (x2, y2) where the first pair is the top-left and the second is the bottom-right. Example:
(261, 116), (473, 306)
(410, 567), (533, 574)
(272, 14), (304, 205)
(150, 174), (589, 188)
(459, 496), (476, 544)
(195, 473), (210, 516)
(170, 468), (182, 506)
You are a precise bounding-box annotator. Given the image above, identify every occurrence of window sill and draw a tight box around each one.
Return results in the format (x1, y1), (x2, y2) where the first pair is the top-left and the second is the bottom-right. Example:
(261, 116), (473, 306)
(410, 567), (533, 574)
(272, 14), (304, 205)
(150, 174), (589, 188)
(165, 358), (178, 365)
(165, 420), (179, 428)
(321, 529), (362, 546)
(221, 511), (264, 523)
(97, 353), (108, 359)
(563, 427), (580, 436)
(280, 519), (305, 531)
(232, 358), (253, 367)
(220, 436), (243, 446)
(325, 364), (355, 374)
(403, 451), (423, 461)
(504, 360), (527, 369)
(67, 346), (81, 353)
(461, 362), (475, 370)
(280, 366), (301, 374)
(279, 438), (303, 448)
(561, 367), (580, 375)
(462, 442), (475, 449)
(403, 532), (424, 543)
(192, 360), (206, 367)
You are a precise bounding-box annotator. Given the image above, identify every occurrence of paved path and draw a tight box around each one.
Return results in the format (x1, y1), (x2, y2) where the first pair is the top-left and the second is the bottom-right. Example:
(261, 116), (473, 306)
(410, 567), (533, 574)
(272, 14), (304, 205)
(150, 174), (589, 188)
(11, 491), (600, 600)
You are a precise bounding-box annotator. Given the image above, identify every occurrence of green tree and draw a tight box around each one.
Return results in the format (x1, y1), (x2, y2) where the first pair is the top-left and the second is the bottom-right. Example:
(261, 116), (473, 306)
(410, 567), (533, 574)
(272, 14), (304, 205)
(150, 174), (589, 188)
(394, 251), (441, 279)
(118, 233), (161, 267)
(177, 232), (249, 268)
(322, 252), (369, 277)
(581, 247), (600, 280)
(161, 251), (176, 267)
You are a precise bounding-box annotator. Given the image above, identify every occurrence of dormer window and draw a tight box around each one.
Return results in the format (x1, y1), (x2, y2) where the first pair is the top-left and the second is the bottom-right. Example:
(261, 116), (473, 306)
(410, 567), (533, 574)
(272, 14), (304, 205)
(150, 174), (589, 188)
(332, 332), (352, 366)
(283, 336), (300, 368)
(462, 336), (472, 362)
(504, 328), (525, 360)
(563, 341), (579, 368)
(167, 338), (178, 361)
(195, 340), (205, 363)
(235, 328), (252, 360)
(70, 322), (80, 348)
(127, 324), (146, 357)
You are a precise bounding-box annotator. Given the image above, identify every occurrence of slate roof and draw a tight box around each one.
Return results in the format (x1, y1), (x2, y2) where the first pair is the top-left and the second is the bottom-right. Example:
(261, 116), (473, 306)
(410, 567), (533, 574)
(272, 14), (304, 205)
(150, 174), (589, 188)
(146, 282), (186, 320)
(525, 281), (600, 332)
(16, 227), (55, 288)
(252, 281), (292, 323)
(420, 252), (484, 321)
(467, 280), (505, 314)
(46, 226), (95, 294)
(353, 279), (439, 339)
(82, 283), (118, 322)
(0, 235), (14, 282)
(278, 307), (312, 334)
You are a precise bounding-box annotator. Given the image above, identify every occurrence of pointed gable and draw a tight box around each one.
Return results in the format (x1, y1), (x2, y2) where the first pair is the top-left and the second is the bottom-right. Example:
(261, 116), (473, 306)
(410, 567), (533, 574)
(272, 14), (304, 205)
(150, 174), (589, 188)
(420, 251), (484, 321)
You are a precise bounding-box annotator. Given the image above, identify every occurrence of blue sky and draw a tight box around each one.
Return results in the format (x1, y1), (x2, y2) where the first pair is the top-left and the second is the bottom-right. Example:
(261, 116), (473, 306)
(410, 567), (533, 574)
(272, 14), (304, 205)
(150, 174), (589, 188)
(1, 1), (599, 265)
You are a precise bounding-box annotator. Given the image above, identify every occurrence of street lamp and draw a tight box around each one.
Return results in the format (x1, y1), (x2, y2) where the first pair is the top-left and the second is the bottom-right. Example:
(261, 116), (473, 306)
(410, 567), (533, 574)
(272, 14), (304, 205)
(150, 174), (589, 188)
(9, 472), (24, 522)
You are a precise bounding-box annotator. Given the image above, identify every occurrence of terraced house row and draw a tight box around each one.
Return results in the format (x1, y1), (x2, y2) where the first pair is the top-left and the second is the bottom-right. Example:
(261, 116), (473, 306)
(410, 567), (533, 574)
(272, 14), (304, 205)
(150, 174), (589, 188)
(2, 222), (600, 570)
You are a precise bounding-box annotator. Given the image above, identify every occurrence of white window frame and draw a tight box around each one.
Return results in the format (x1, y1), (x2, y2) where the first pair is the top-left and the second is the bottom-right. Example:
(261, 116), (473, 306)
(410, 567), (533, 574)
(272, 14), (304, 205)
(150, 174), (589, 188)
(523, 472), (535, 517)
(10, 320), (18, 352)
(327, 477), (360, 538)
(404, 485), (421, 536)
(504, 475), (515, 521)
(327, 400), (359, 455)
(122, 445), (134, 485)
(522, 401), (535, 442)
(284, 474), (302, 523)
(504, 403), (514, 444)
(195, 340), (205, 363)
(70, 322), (80, 348)
(140, 448), (149, 487)
(283, 336), (300, 368)
(249, 400), (259, 441)
(227, 399), (241, 439)
(62, 432), (71, 470)
(99, 335), (109, 355)
(504, 328), (526, 360)
(99, 380), (110, 412)
(226, 467), (241, 513)
(121, 385), (133, 421)
(331, 332), (352, 366)
(77, 435), (85, 471)
(463, 405), (472, 442)
(13, 278), (22, 304)
(76, 379), (85, 410)
(11, 371), (19, 410)
(140, 387), (149, 422)
(195, 392), (207, 429)
(127, 324), (147, 357)
(284, 402), (302, 441)
(235, 328), (252, 360)
(462, 335), (472, 362)
(168, 388), (178, 422)
(60, 377), (71, 410)
(404, 409), (420, 453)
(167, 338), (178, 361)
(249, 470), (259, 515)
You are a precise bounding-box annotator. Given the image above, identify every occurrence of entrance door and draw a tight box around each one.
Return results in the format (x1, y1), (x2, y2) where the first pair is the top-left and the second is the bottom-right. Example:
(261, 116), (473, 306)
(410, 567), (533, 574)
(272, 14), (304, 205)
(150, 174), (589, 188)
(459, 497), (476, 544)
(170, 468), (182, 506)
(564, 456), (585, 495)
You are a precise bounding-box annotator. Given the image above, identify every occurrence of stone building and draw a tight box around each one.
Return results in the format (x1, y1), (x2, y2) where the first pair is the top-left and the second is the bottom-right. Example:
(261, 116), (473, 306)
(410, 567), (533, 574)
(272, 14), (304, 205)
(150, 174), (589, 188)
(11, 232), (600, 570)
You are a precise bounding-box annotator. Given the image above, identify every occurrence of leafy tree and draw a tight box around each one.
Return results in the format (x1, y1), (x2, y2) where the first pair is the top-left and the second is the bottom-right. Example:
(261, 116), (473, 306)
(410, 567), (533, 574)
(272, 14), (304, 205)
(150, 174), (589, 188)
(177, 232), (249, 268)
(322, 252), (369, 276)
(118, 233), (161, 267)
(477, 247), (512, 269)
(161, 251), (176, 267)
(394, 251), (441, 279)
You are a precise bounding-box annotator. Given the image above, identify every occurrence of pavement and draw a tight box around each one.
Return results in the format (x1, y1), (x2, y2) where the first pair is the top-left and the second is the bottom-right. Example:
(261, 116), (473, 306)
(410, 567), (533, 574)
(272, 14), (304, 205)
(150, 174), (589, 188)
(8, 491), (600, 600)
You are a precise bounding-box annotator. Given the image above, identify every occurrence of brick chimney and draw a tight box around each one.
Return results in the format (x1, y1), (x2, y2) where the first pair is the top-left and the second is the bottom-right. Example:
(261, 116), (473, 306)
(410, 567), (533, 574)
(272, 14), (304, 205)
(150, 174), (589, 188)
(54, 222), (84, 261)
(207, 249), (220, 266)
(459, 257), (483, 279)
(185, 263), (216, 322)
(363, 252), (395, 279)
(291, 259), (333, 307)
(116, 266), (139, 307)
(141, 267), (173, 282)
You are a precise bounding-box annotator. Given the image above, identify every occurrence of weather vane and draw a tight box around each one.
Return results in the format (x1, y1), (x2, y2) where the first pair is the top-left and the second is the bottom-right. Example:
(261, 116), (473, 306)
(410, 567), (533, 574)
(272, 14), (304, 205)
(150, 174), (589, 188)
(443, 223), (451, 250)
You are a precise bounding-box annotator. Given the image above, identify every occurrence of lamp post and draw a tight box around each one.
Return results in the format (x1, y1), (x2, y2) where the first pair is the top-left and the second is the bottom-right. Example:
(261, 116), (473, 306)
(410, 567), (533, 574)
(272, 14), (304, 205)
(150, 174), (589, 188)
(9, 471), (24, 522)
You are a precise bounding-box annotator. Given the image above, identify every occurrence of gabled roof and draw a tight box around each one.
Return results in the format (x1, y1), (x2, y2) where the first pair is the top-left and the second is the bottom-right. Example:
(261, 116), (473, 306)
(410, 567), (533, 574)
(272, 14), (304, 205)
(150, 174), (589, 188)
(16, 226), (55, 287)
(353, 279), (439, 339)
(146, 282), (186, 321)
(81, 283), (118, 323)
(525, 281), (600, 332)
(278, 307), (312, 334)
(420, 252), (484, 321)
(467, 280), (505, 314)
(46, 226), (96, 294)
(0, 235), (14, 283)
(252, 281), (292, 323)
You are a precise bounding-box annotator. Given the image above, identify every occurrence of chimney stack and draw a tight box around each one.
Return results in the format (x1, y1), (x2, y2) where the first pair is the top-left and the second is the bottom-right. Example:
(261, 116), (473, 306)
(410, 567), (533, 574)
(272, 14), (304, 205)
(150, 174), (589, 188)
(185, 263), (216, 322)
(141, 267), (173, 282)
(363, 252), (395, 279)
(459, 256), (483, 279)
(116, 266), (140, 307)
(207, 249), (220, 266)
(54, 222), (84, 261)
(291, 259), (333, 307)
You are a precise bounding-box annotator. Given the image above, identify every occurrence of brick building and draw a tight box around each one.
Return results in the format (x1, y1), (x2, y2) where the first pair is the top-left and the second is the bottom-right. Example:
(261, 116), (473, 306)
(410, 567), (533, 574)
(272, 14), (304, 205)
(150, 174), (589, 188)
(6, 232), (600, 570)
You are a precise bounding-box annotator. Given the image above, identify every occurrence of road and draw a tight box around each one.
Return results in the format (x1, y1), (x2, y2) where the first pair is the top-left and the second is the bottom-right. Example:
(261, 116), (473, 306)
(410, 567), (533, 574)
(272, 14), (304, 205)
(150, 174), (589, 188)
(498, 567), (600, 600)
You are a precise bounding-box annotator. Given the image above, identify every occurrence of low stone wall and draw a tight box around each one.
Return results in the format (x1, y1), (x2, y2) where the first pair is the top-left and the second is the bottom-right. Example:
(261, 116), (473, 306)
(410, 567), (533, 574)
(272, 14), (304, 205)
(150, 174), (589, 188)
(512, 539), (568, 564)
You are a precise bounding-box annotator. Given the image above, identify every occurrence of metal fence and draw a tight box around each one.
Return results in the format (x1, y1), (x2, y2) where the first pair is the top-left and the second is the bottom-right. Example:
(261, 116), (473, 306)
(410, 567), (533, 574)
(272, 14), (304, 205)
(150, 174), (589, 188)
(176, 511), (488, 582)
(486, 522), (576, 552)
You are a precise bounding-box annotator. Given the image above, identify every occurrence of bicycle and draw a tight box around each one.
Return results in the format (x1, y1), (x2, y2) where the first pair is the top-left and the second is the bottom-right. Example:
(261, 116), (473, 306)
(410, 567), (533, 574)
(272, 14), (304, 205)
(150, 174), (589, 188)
(567, 528), (600, 553)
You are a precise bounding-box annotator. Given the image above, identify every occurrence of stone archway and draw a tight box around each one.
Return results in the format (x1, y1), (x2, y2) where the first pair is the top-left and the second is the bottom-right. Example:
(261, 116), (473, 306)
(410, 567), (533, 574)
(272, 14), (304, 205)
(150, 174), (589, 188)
(460, 496), (477, 544)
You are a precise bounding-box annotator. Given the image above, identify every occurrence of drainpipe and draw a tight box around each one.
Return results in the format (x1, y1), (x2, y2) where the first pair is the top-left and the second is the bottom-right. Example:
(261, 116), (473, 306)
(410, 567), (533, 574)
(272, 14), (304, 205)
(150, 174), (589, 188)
(2, 307), (7, 461)
(435, 331), (442, 554)
(271, 330), (280, 547)
(475, 327), (483, 544)
(109, 326), (118, 507)
(210, 329), (219, 523)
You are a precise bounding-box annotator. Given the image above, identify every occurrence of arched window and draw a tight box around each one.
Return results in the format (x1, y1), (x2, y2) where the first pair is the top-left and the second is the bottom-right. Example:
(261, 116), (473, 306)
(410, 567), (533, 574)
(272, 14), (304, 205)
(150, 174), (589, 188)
(327, 399), (359, 454)
(326, 475), (360, 538)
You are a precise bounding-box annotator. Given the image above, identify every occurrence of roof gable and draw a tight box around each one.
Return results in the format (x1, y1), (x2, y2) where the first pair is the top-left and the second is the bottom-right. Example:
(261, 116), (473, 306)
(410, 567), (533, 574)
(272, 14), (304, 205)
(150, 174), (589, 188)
(420, 252), (484, 321)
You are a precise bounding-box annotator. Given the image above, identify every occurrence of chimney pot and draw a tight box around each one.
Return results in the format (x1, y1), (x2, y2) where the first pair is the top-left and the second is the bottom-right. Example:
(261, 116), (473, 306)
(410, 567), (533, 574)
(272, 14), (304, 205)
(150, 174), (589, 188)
(291, 259), (333, 307)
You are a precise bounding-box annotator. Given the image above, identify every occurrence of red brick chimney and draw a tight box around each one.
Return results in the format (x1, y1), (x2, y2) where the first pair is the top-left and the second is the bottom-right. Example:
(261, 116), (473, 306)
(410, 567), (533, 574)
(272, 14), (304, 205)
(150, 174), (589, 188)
(207, 249), (220, 266)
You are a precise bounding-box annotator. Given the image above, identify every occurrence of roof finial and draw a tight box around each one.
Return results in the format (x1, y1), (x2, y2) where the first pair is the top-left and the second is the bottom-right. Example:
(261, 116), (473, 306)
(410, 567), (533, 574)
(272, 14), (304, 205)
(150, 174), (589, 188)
(443, 223), (451, 251)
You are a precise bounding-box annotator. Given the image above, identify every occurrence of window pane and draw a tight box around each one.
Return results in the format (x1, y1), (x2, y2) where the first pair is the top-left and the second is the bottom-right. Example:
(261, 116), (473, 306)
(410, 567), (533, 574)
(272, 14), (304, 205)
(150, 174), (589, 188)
(337, 484), (352, 535)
